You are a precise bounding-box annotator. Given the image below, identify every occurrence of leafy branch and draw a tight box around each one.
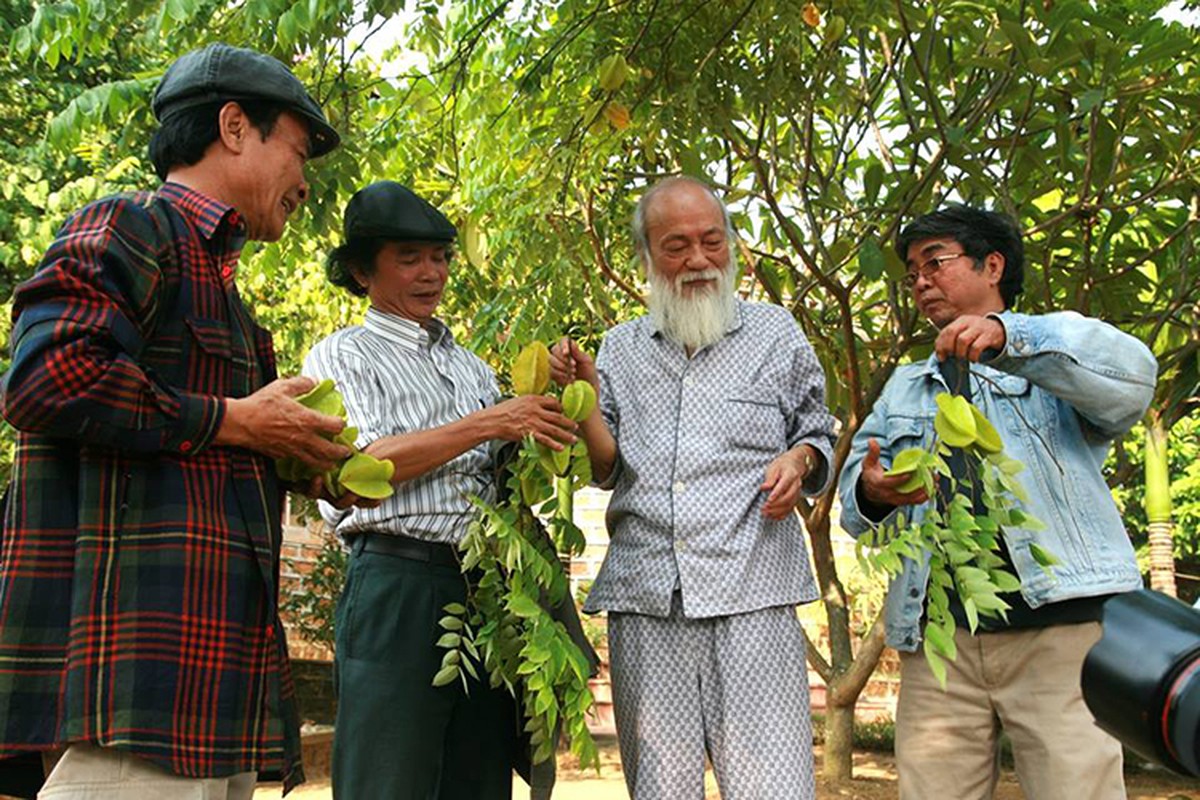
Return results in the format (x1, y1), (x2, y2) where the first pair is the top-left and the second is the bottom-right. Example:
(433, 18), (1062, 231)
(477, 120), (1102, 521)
(855, 392), (1058, 686)
(432, 343), (600, 769)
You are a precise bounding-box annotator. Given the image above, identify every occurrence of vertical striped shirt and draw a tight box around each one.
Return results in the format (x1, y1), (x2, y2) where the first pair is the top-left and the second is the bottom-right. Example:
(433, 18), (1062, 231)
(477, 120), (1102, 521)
(303, 307), (499, 544)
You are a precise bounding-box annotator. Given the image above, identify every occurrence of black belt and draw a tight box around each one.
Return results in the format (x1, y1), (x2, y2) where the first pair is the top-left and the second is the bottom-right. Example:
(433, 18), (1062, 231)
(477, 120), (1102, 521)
(350, 532), (460, 568)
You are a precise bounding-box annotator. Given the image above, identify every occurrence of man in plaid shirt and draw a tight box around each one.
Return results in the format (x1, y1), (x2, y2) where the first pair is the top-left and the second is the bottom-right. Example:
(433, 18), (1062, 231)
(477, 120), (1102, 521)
(0, 44), (355, 798)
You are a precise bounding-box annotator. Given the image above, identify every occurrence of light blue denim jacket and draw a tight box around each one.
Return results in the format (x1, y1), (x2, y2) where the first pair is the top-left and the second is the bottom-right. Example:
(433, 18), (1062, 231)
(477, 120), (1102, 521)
(838, 311), (1157, 652)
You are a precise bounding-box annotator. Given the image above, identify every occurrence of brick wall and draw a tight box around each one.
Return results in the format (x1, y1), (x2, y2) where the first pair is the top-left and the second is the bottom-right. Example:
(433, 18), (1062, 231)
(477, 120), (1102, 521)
(279, 498), (336, 663)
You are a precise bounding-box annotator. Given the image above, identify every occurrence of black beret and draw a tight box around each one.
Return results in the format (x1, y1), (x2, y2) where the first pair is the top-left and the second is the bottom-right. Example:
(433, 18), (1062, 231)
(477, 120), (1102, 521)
(344, 181), (457, 243)
(153, 43), (340, 158)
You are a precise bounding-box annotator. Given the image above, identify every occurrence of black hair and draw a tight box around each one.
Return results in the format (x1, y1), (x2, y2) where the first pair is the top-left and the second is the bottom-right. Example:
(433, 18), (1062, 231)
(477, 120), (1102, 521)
(326, 238), (389, 297)
(148, 99), (291, 180)
(326, 238), (457, 297)
(895, 204), (1025, 308)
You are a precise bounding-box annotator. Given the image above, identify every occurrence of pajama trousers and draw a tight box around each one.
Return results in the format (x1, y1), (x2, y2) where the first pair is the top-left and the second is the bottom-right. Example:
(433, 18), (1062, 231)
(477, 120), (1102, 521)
(607, 596), (816, 799)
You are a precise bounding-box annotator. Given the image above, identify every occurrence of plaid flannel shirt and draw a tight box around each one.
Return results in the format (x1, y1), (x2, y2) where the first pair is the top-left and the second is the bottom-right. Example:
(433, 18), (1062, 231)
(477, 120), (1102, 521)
(0, 183), (303, 790)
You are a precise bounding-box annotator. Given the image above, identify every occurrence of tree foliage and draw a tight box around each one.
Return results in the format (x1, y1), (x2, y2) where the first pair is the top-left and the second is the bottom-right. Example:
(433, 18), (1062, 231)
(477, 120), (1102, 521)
(1112, 416), (1200, 568)
(3, 0), (1200, 779)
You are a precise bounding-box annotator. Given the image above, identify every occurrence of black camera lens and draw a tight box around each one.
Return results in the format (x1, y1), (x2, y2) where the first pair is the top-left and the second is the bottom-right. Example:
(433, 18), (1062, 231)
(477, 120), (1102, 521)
(1082, 589), (1200, 776)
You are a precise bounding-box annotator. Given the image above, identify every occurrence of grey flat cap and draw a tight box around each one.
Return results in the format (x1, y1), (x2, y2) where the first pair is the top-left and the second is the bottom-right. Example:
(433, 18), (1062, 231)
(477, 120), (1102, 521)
(344, 181), (457, 242)
(153, 43), (340, 157)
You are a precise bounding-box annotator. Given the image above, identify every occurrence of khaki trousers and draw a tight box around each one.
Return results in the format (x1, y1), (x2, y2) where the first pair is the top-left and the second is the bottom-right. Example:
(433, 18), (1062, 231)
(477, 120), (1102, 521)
(39, 744), (256, 800)
(896, 621), (1125, 800)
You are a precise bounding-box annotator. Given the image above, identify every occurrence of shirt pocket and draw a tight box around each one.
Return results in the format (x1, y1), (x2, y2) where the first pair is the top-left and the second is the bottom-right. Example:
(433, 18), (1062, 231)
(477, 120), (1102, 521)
(184, 315), (253, 395)
(882, 414), (933, 455)
(724, 391), (786, 453)
(985, 374), (1050, 439)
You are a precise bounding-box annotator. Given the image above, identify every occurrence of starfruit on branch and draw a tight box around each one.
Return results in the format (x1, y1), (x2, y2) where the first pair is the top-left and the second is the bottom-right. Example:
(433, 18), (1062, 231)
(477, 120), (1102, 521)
(430, 337), (600, 771)
(273, 378), (395, 501)
(561, 380), (597, 422)
(512, 341), (551, 396)
(856, 391), (1058, 689)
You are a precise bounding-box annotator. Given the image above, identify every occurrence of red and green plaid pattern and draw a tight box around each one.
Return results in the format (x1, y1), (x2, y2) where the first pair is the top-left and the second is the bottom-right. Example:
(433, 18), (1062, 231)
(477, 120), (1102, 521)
(0, 184), (303, 790)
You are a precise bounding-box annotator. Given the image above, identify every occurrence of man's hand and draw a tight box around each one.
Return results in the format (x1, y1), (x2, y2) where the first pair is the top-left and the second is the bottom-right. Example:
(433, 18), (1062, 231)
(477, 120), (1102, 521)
(549, 337), (598, 388)
(934, 314), (1006, 362)
(486, 394), (578, 450)
(216, 376), (350, 471)
(859, 438), (929, 508)
(760, 445), (817, 520)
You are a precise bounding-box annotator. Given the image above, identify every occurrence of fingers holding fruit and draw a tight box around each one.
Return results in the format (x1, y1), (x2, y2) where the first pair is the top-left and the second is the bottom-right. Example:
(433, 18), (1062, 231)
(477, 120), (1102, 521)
(222, 377), (351, 471)
(273, 379), (395, 505)
(549, 337), (597, 388)
(491, 395), (577, 448)
(860, 438), (930, 507)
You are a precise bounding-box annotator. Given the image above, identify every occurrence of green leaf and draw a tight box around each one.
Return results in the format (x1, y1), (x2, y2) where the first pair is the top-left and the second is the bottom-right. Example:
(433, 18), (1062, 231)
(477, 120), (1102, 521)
(924, 619), (957, 660)
(1078, 88), (1105, 113)
(971, 592), (1011, 614)
(990, 570), (1022, 593)
(507, 592), (541, 619)
(1029, 543), (1060, 568)
(858, 238), (887, 281)
(923, 638), (949, 690)
(963, 597), (980, 632)
(863, 160), (884, 205)
(432, 664), (459, 687)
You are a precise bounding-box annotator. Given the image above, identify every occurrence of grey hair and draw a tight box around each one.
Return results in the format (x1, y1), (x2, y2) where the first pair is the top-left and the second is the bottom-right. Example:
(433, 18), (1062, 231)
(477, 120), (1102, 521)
(631, 176), (736, 260)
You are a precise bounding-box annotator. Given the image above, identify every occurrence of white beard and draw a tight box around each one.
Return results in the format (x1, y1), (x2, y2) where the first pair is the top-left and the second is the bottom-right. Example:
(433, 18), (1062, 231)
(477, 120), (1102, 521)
(646, 265), (737, 351)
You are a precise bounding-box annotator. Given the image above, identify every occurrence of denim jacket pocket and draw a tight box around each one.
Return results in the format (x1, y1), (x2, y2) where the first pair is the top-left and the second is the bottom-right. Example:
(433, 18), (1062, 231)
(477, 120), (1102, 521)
(882, 414), (932, 453)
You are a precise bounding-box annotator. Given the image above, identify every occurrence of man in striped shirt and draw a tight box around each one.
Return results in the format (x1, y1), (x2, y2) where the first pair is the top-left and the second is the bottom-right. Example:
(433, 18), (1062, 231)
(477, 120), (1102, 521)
(1, 44), (352, 798)
(304, 180), (578, 799)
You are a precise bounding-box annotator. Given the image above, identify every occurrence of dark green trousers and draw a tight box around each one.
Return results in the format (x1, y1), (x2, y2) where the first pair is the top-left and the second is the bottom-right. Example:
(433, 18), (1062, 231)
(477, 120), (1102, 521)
(332, 538), (515, 800)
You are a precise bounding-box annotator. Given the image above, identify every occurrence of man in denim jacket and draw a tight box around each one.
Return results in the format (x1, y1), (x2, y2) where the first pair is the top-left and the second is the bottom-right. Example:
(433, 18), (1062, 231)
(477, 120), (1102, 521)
(839, 205), (1157, 800)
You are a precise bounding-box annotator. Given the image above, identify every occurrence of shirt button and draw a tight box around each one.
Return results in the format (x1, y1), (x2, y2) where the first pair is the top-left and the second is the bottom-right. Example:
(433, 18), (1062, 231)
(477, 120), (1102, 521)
(675, 540), (686, 552)
(673, 481), (686, 493)
(909, 588), (920, 598)
(683, 376), (695, 387)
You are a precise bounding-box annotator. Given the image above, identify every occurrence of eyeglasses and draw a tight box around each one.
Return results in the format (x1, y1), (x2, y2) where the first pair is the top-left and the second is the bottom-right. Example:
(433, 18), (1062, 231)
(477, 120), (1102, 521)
(901, 252), (968, 288)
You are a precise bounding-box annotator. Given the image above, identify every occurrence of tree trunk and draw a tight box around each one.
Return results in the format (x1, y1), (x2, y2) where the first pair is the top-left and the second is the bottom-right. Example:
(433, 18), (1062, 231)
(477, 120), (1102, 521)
(1145, 417), (1176, 597)
(804, 496), (889, 783)
(821, 700), (856, 782)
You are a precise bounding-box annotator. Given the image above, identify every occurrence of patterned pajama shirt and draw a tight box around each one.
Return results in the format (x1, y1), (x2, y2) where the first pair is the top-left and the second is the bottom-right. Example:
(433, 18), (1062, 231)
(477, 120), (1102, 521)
(584, 300), (837, 798)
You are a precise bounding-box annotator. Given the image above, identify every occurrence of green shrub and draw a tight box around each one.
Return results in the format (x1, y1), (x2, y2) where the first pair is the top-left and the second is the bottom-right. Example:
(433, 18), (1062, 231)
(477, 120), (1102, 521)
(810, 712), (896, 753)
(280, 529), (347, 651)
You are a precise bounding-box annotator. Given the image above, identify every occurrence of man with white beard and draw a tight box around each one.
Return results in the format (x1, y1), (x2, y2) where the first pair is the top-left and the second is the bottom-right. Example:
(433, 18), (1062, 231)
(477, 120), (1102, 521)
(550, 176), (836, 799)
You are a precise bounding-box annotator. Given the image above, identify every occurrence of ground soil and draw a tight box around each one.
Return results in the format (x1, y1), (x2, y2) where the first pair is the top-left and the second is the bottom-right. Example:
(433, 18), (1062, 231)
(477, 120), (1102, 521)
(253, 735), (1200, 799)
